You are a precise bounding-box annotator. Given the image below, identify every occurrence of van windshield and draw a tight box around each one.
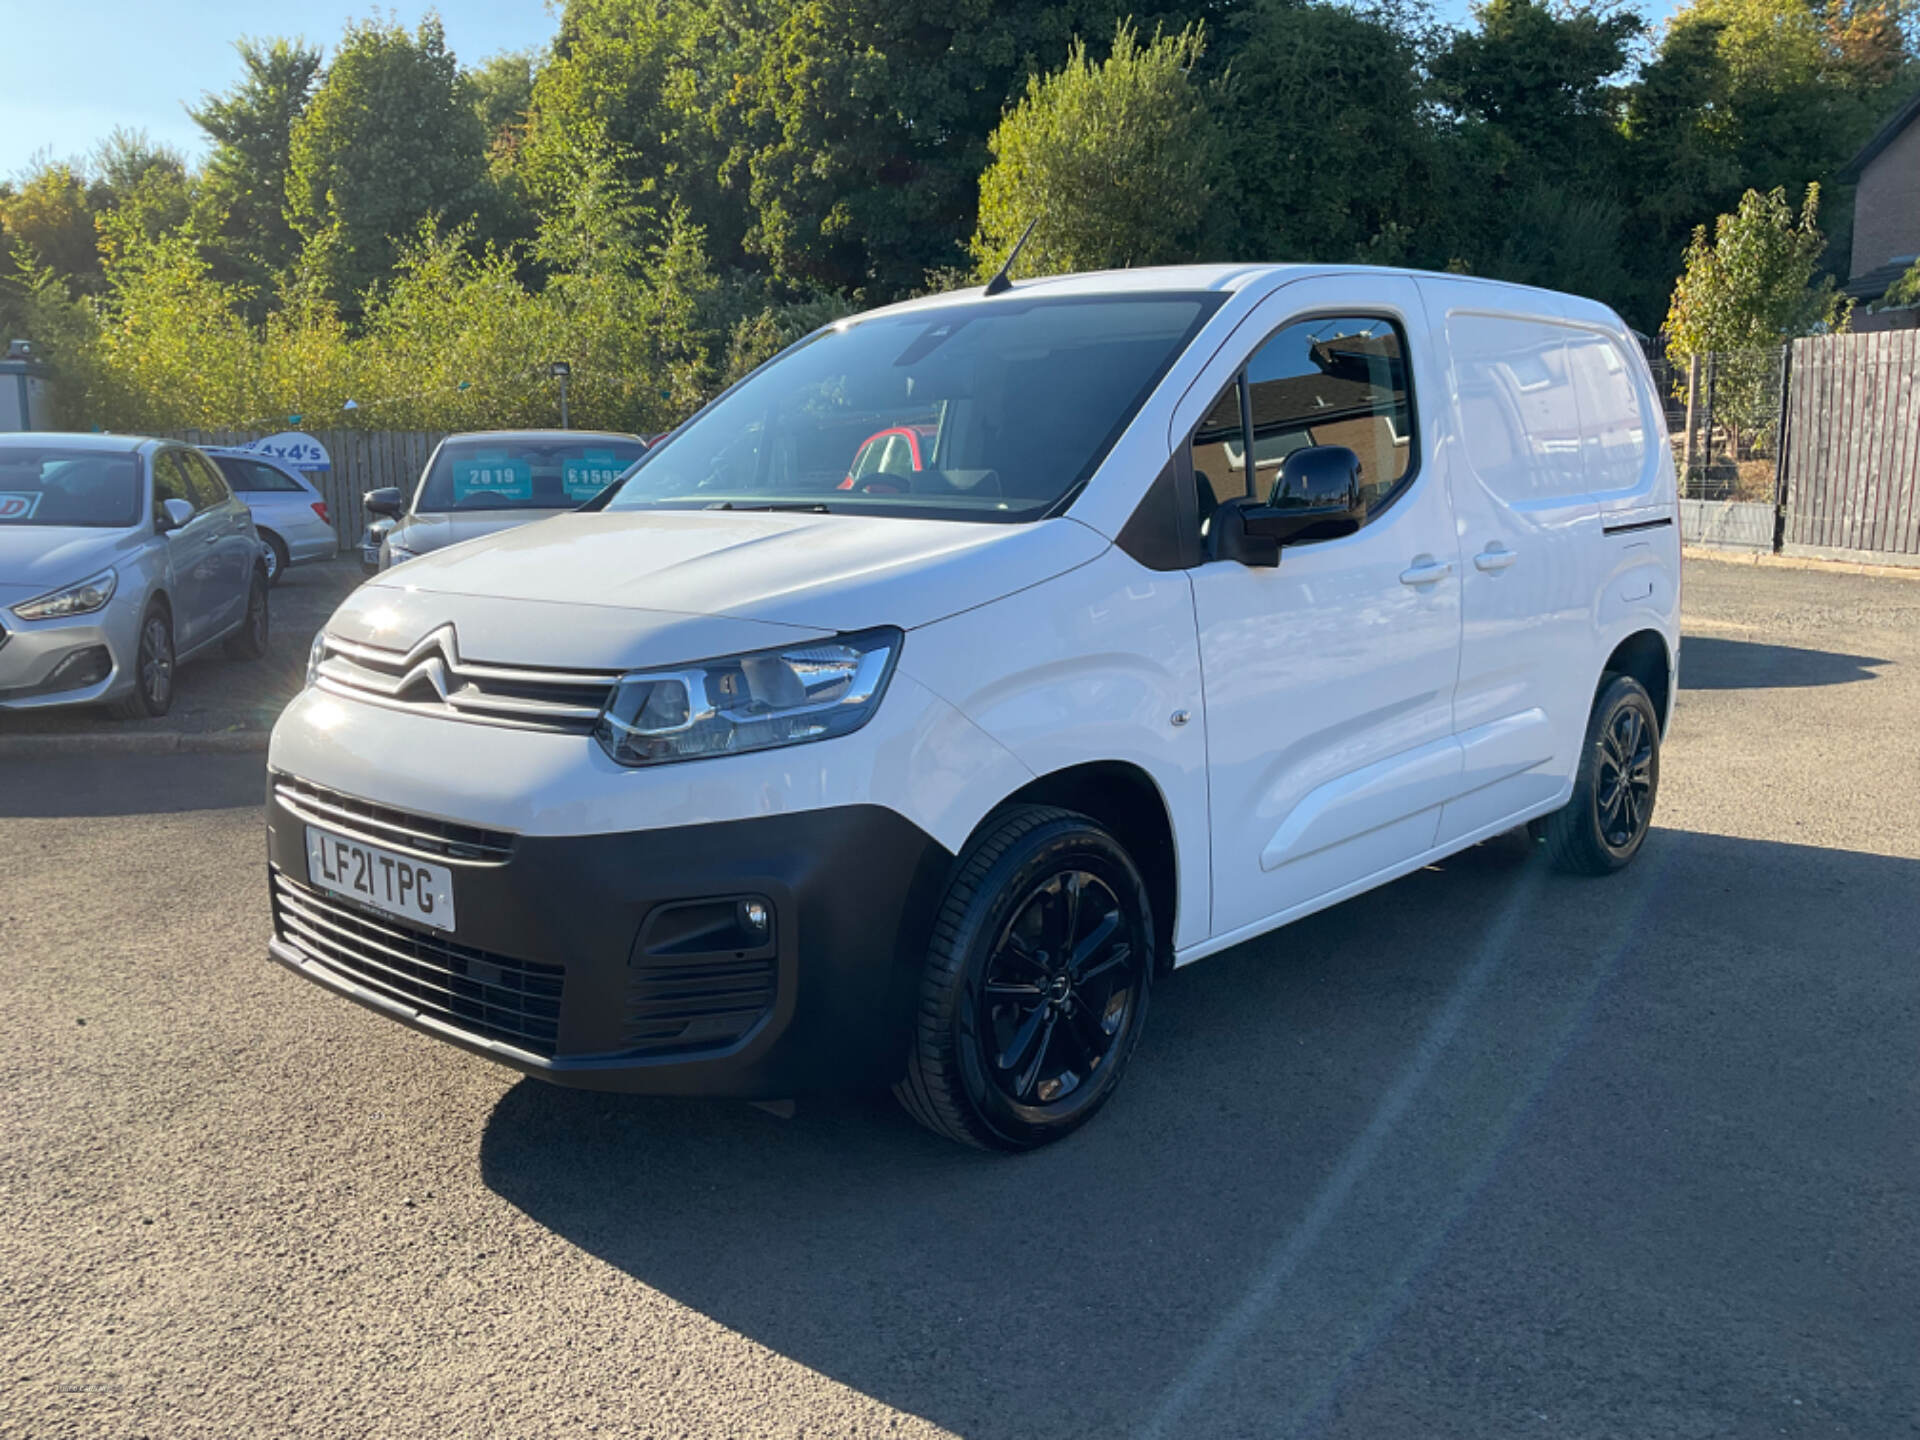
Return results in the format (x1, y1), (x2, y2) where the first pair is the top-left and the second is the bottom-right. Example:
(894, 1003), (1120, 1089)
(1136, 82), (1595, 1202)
(603, 293), (1224, 524)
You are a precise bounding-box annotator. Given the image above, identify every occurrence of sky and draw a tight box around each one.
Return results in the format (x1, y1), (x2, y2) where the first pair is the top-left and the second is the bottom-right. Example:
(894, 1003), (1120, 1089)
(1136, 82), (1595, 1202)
(0, 2), (560, 177)
(0, 0), (1696, 180)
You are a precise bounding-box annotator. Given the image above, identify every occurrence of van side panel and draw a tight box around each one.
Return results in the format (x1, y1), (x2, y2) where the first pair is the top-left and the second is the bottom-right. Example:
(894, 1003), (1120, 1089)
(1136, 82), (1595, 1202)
(897, 544), (1213, 951)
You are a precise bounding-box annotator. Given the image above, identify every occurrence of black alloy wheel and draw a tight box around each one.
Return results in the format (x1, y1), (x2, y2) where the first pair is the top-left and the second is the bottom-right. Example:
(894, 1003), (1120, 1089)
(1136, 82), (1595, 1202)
(1543, 673), (1661, 874)
(897, 806), (1154, 1151)
(976, 869), (1137, 1108)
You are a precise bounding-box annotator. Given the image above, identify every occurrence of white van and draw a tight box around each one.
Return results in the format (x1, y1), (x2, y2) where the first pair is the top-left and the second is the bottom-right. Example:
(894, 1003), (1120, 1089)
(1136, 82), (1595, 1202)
(266, 264), (1678, 1151)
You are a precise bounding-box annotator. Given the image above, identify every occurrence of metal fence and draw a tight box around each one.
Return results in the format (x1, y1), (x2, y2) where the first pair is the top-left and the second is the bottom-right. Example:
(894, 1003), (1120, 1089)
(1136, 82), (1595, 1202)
(1646, 346), (1789, 554)
(167, 428), (446, 547)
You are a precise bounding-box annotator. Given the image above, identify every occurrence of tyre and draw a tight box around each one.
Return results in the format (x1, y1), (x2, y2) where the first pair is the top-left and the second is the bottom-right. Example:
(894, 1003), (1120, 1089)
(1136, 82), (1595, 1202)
(895, 805), (1154, 1151)
(108, 602), (175, 720)
(225, 568), (270, 661)
(260, 531), (290, 586)
(1542, 674), (1661, 875)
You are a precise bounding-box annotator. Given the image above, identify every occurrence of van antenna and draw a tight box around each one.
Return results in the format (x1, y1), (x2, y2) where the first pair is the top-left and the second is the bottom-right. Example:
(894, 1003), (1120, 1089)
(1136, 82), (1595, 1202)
(982, 218), (1038, 298)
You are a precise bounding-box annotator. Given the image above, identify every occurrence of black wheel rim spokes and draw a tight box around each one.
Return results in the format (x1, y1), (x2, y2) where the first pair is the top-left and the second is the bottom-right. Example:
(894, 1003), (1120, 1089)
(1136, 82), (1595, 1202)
(979, 870), (1138, 1107)
(1596, 706), (1654, 849)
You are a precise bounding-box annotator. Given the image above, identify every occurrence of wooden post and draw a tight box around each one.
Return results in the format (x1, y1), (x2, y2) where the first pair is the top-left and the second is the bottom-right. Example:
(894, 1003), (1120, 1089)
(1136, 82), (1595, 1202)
(1772, 343), (1794, 553)
(1682, 353), (1701, 489)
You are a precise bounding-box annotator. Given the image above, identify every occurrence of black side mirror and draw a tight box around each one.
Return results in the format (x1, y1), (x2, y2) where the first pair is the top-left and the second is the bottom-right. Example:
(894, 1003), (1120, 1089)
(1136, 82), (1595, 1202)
(364, 486), (404, 519)
(1206, 445), (1368, 567)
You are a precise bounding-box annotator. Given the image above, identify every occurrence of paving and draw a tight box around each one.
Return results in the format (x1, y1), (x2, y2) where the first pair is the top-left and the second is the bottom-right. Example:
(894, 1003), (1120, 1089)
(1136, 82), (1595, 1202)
(0, 559), (363, 749)
(1, 556), (1916, 1439)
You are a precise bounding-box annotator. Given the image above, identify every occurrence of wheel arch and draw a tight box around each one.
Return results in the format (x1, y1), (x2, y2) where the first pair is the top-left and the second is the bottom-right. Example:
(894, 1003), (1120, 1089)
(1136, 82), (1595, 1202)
(986, 760), (1180, 969)
(1602, 628), (1672, 733)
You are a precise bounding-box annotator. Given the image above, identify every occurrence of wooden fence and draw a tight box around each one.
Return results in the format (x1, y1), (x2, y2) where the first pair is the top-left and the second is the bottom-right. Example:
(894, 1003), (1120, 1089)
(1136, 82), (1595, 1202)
(1781, 331), (1920, 564)
(168, 429), (446, 547)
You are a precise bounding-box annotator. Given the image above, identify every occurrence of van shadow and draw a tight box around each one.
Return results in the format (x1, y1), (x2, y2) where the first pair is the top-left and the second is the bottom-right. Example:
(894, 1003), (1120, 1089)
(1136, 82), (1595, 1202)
(1680, 634), (1889, 689)
(479, 832), (1920, 1438)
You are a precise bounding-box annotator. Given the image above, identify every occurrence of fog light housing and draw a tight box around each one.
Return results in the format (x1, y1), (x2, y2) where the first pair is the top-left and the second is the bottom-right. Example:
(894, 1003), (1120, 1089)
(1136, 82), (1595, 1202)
(43, 644), (112, 693)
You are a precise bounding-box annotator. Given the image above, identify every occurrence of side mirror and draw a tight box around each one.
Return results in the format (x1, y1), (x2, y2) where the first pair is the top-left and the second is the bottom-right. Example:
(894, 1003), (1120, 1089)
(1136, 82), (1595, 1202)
(1205, 446), (1368, 567)
(157, 497), (194, 533)
(364, 486), (405, 519)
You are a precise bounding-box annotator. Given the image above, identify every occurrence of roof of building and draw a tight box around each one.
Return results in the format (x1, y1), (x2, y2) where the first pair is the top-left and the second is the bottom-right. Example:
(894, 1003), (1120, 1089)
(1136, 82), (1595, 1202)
(1843, 255), (1919, 301)
(1839, 91), (1920, 183)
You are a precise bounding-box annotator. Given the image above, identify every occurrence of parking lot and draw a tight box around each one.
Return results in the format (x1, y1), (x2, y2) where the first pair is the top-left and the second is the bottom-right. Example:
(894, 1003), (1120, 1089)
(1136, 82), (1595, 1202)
(2, 556), (1916, 1439)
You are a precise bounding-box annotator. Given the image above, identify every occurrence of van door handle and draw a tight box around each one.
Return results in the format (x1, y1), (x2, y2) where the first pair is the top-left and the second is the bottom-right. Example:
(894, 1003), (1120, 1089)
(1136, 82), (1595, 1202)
(1399, 557), (1453, 586)
(1474, 544), (1518, 573)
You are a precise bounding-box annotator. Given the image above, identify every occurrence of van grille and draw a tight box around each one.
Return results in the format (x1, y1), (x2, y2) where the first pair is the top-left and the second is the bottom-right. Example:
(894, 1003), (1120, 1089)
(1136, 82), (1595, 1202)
(274, 776), (514, 863)
(272, 873), (562, 1057)
(313, 629), (619, 735)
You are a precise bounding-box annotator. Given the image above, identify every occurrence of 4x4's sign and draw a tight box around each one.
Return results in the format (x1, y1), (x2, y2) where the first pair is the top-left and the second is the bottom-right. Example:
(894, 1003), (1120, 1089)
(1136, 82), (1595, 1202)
(244, 432), (332, 472)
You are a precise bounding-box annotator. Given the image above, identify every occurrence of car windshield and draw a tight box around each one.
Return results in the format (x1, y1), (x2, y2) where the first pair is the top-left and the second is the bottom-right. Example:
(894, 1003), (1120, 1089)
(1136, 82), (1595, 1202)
(603, 293), (1224, 523)
(0, 447), (143, 528)
(414, 436), (649, 513)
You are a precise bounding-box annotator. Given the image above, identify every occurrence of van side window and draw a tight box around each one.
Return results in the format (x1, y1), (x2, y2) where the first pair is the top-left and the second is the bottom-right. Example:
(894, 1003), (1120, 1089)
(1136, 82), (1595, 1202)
(1565, 333), (1650, 494)
(1446, 314), (1587, 500)
(1190, 315), (1416, 538)
(1189, 377), (1247, 532)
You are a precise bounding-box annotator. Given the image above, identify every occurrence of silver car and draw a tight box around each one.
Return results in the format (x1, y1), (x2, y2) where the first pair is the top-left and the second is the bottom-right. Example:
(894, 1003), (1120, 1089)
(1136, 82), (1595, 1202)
(364, 430), (648, 569)
(203, 447), (340, 584)
(0, 434), (269, 718)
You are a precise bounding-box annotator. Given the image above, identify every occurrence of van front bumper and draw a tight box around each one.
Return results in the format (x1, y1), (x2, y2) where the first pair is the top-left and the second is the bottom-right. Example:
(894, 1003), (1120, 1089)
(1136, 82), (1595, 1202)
(265, 783), (953, 1098)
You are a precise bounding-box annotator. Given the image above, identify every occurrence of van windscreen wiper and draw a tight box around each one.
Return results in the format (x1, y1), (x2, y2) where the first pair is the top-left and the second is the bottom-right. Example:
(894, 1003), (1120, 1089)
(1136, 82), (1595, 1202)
(702, 500), (833, 513)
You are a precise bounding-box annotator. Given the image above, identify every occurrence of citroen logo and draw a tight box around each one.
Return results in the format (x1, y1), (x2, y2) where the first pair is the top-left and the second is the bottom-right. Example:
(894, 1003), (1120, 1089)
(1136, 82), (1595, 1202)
(395, 625), (461, 703)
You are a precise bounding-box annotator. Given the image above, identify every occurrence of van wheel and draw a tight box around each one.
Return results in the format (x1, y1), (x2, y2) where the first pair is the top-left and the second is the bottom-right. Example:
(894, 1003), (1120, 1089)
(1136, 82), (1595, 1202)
(1542, 674), (1660, 875)
(895, 806), (1153, 1151)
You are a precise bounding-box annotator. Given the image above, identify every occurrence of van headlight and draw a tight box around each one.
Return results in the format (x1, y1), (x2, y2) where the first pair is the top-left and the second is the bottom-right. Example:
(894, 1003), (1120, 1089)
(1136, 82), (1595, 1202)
(11, 568), (117, 621)
(306, 630), (329, 686)
(594, 628), (901, 767)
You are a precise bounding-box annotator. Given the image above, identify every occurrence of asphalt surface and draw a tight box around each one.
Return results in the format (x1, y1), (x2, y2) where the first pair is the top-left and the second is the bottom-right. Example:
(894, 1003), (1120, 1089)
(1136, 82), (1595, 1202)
(3, 556), (1917, 1439)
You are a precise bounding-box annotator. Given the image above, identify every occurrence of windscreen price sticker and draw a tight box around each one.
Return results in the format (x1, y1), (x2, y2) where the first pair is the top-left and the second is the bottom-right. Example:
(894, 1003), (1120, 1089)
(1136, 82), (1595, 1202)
(563, 451), (624, 500)
(451, 452), (533, 502)
(0, 492), (42, 522)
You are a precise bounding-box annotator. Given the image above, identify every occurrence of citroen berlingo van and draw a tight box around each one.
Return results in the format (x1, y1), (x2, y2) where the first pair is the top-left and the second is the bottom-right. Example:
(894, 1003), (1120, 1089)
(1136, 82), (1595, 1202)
(266, 264), (1679, 1151)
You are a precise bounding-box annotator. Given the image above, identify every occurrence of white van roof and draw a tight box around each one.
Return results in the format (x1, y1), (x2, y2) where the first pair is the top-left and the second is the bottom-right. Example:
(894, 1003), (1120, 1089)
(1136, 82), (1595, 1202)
(855, 262), (1626, 330)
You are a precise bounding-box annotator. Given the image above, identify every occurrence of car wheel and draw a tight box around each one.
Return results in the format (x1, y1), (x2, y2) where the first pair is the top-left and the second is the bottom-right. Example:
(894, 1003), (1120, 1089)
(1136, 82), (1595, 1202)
(1542, 674), (1661, 875)
(108, 603), (175, 720)
(260, 531), (290, 586)
(895, 805), (1154, 1151)
(225, 568), (270, 661)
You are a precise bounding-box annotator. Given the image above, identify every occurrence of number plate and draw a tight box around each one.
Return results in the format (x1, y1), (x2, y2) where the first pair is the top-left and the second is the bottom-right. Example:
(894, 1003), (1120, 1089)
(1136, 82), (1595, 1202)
(305, 825), (456, 931)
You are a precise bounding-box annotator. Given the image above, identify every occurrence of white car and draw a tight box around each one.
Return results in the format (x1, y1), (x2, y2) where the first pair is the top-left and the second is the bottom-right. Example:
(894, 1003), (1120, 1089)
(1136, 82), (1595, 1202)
(266, 264), (1679, 1151)
(202, 448), (339, 584)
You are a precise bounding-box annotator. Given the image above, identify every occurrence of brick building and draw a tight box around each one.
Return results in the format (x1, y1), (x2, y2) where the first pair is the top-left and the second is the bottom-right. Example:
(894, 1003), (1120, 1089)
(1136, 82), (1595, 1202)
(1840, 93), (1920, 305)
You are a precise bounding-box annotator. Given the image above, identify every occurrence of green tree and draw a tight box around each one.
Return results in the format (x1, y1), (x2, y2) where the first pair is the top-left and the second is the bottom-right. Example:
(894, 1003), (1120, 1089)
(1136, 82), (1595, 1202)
(0, 162), (102, 291)
(971, 23), (1223, 279)
(288, 16), (492, 312)
(1666, 184), (1849, 443)
(88, 130), (194, 267)
(1213, 0), (1449, 267)
(518, 0), (760, 273)
(190, 39), (323, 292)
(471, 49), (538, 145)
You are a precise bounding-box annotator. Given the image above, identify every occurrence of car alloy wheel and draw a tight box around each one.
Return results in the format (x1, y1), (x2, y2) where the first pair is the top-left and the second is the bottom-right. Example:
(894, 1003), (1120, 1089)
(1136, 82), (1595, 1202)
(1595, 703), (1654, 852)
(140, 613), (174, 711)
(975, 869), (1139, 1108)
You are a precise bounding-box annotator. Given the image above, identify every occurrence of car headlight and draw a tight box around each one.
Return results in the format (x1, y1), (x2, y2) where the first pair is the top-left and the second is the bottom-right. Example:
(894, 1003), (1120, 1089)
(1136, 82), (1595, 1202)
(306, 630), (329, 687)
(384, 545), (417, 568)
(11, 568), (117, 621)
(594, 628), (901, 768)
